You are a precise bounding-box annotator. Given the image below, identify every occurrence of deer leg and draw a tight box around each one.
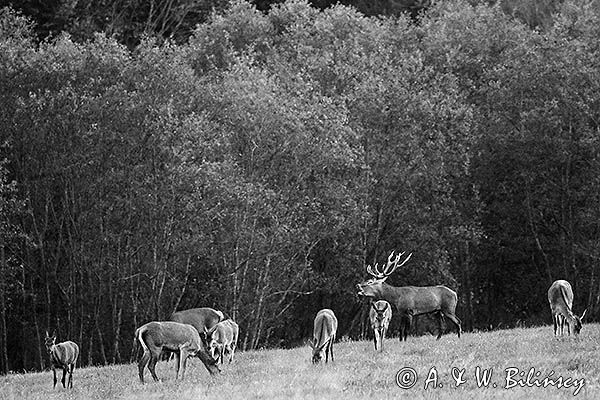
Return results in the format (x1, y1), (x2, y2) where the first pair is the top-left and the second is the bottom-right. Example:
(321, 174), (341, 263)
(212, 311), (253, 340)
(52, 367), (58, 388)
(61, 367), (67, 388)
(330, 336), (335, 362)
(68, 364), (73, 388)
(405, 311), (413, 341)
(373, 328), (378, 350)
(181, 356), (188, 380)
(436, 312), (446, 340)
(148, 353), (160, 382)
(445, 313), (462, 338)
(399, 322), (405, 342)
(138, 351), (151, 383)
(177, 350), (188, 380)
(174, 351), (181, 379)
(224, 345), (231, 364)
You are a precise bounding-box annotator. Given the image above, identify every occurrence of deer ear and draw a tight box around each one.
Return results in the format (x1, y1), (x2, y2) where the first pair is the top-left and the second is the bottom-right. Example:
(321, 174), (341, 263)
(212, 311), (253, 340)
(308, 339), (315, 349)
(52, 330), (56, 339)
(45, 330), (49, 338)
(371, 302), (377, 311)
(581, 309), (587, 320)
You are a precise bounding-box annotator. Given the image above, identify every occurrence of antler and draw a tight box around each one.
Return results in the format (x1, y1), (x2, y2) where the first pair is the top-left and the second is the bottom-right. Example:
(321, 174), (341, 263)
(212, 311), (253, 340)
(382, 251), (412, 276)
(365, 250), (412, 278)
(366, 262), (384, 278)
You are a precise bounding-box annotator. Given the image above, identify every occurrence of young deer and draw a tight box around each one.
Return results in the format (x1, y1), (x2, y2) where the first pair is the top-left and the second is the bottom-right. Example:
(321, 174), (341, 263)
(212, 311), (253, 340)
(204, 319), (239, 364)
(369, 300), (392, 351)
(44, 331), (79, 389)
(309, 309), (338, 364)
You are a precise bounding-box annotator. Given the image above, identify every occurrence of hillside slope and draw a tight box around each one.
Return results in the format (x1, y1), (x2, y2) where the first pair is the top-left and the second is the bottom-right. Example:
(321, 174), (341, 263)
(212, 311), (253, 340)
(1, 324), (599, 400)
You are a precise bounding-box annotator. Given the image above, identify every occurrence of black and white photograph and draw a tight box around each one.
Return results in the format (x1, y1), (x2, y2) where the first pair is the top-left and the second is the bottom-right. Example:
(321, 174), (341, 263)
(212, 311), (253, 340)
(0, 0), (599, 398)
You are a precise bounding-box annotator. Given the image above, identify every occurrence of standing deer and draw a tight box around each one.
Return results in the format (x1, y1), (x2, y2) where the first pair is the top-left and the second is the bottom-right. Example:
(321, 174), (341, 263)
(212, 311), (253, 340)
(44, 331), (79, 389)
(309, 309), (338, 364)
(548, 280), (587, 336)
(135, 321), (218, 383)
(369, 300), (392, 351)
(205, 319), (239, 364)
(169, 307), (224, 374)
(356, 251), (461, 340)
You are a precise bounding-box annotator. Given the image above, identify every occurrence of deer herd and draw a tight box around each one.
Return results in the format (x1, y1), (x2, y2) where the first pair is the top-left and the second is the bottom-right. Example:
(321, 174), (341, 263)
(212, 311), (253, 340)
(44, 250), (588, 389)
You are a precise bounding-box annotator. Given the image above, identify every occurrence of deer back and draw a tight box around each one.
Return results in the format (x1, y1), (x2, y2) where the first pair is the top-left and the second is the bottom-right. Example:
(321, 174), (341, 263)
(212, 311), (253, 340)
(170, 307), (223, 336)
(139, 321), (202, 353)
(381, 284), (457, 315)
(212, 321), (235, 346)
(548, 280), (574, 312)
(225, 319), (239, 344)
(313, 309), (337, 349)
(50, 341), (79, 366)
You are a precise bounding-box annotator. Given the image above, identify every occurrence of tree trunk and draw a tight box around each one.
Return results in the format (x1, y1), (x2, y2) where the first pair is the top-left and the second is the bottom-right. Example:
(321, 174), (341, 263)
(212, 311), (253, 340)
(0, 246), (8, 374)
(462, 240), (475, 331)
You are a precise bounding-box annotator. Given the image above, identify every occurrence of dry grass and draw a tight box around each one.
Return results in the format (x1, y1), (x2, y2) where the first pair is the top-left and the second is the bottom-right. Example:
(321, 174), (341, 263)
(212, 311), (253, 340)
(2, 324), (600, 400)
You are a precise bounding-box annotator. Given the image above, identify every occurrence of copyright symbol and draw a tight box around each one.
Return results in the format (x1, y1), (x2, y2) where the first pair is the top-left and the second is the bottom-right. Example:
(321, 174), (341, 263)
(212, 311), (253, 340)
(395, 367), (418, 389)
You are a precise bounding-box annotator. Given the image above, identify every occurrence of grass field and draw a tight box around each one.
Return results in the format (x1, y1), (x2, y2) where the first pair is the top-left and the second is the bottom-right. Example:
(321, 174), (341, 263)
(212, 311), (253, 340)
(1, 324), (599, 400)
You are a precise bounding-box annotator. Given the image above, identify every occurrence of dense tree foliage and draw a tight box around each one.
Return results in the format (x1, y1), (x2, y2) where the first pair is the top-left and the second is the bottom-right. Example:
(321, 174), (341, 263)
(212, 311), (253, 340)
(1, 0), (599, 372)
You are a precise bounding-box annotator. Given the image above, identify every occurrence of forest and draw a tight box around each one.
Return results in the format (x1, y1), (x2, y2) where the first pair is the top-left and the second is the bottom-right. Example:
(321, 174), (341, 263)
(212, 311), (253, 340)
(0, 0), (599, 373)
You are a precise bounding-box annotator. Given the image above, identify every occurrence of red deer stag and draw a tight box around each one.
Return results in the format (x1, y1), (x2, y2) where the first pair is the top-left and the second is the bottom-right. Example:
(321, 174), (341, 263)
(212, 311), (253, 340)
(309, 309), (338, 363)
(356, 251), (461, 339)
(135, 321), (216, 383)
(369, 300), (392, 351)
(44, 331), (79, 389)
(548, 280), (586, 336)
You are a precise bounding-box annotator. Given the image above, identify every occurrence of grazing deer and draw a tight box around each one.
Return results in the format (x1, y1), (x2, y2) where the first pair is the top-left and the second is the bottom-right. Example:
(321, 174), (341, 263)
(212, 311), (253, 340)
(44, 331), (79, 389)
(309, 309), (338, 363)
(205, 319), (239, 364)
(135, 321), (218, 383)
(369, 300), (392, 351)
(548, 280), (587, 336)
(169, 307), (224, 374)
(356, 251), (462, 340)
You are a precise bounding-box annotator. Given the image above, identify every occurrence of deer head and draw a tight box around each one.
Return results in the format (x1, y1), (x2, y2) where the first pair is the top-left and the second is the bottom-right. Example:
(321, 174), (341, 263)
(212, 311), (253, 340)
(356, 251), (412, 298)
(44, 331), (56, 352)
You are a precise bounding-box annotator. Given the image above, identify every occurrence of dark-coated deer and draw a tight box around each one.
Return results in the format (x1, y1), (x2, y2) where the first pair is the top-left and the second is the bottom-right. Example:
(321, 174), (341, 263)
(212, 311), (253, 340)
(356, 251), (461, 340)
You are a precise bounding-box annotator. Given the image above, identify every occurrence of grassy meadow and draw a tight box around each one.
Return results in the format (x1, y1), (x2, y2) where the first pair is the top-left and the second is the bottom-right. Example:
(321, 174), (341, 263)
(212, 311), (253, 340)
(1, 324), (599, 400)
